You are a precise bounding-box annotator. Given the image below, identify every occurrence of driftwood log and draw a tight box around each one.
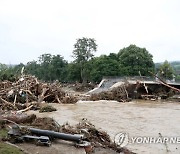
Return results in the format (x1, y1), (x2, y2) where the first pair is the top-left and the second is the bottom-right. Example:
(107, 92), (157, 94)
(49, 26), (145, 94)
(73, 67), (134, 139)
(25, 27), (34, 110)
(150, 72), (180, 93)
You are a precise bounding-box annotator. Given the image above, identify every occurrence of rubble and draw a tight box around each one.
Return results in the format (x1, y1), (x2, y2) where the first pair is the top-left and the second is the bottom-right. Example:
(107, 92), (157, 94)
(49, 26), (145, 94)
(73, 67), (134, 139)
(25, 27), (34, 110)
(73, 83), (95, 92)
(0, 115), (135, 154)
(60, 119), (134, 154)
(0, 75), (78, 112)
(31, 117), (60, 132)
(89, 78), (180, 102)
(89, 84), (133, 102)
(61, 95), (78, 104)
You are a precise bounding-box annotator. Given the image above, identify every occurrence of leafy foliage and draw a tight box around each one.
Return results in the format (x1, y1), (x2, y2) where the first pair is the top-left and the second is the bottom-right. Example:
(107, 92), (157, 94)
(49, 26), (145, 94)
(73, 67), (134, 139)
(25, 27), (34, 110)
(0, 63), (24, 81)
(118, 45), (155, 76)
(0, 41), (157, 84)
(66, 62), (81, 82)
(25, 54), (67, 82)
(73, 37), (97, 83)
(159, 60), (174, 80)
(175, 75), (180, 82)
(73, 37), (97, 63)
(90, 55), (120, 82)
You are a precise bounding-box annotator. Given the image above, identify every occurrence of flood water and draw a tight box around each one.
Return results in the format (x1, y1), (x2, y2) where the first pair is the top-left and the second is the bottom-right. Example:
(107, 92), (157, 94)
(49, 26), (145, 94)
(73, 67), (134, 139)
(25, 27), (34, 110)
(27, 100), (180, 154)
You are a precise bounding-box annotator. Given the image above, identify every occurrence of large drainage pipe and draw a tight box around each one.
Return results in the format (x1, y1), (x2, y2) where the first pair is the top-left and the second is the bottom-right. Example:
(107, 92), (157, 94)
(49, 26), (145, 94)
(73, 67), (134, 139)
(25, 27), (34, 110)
(29, 127), (83, 142)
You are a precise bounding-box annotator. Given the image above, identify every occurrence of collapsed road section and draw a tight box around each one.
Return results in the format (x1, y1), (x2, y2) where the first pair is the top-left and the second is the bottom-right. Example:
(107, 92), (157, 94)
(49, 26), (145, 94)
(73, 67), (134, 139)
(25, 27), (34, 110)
(88, 76), (180, 102)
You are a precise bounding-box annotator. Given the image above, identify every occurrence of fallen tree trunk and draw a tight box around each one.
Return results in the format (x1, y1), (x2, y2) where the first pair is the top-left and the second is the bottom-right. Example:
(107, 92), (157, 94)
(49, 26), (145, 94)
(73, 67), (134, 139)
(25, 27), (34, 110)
(150, 72), (180, 93)
(157, 80), (180, 93)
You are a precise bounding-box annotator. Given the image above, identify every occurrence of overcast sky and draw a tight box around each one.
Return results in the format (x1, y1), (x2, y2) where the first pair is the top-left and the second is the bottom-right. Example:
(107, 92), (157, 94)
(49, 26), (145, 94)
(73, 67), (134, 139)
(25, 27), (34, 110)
(0, 0), (179, 64)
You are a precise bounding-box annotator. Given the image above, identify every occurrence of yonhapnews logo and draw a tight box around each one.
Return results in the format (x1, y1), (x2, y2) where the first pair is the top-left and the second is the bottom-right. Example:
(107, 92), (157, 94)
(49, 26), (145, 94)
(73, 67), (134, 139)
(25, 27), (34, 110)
(114, 133), (180, 147)
(114, 132), (129, 147)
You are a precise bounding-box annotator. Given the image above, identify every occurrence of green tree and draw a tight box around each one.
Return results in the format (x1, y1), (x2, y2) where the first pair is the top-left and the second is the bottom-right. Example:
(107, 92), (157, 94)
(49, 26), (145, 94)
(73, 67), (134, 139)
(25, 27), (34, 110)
(26, 54), (67, 82)
(0, 64), (19, 81)
(26, 61), (40, 77)
(66, 62), (81, 82)
(159, 60), (174, 80)
(73, 37), (97, 83)
(51, 55), (68, 82)
(13, 63), (25, 75)
(118, 45), (154, 76)
(0, 63), (8, 71)
(90, 55), (120, 82)
(38, 54), (53, 81)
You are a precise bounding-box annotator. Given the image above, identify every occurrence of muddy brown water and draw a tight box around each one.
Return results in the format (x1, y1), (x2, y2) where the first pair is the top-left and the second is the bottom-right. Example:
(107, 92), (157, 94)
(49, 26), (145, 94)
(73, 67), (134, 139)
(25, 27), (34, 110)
(27, 100), (180, 154)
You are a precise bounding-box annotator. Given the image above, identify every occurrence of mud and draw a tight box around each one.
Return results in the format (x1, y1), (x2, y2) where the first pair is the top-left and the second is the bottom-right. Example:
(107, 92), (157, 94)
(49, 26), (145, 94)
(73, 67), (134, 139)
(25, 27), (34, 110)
(27, 100), (180, 154)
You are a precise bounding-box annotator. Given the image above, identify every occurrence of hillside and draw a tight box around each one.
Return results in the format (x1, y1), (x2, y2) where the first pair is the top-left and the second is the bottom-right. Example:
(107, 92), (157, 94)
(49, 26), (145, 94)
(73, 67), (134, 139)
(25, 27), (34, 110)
(170, 61), (180, 71)
(155, 61), (180, 74)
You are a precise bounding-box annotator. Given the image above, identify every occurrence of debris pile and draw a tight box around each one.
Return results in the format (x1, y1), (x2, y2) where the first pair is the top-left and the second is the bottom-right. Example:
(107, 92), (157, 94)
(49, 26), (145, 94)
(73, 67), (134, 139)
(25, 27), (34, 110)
(0, 114), (134, 154)
(90, 84), (132, 102)
(0, 113), (59, 131)
(89, 78), (180, 102)
(60, 119), (134, 153)
(31, 117), (60, 131)
(74, 83), (95, 92)
(0, 75), (78, 111)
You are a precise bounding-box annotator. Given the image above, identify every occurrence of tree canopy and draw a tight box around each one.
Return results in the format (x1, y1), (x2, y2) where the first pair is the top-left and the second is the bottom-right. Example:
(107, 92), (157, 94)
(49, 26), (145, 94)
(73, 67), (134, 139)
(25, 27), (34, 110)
(158, 60), (174, 80)
(25, 54), (67, 82)
(118, 45), (154, 76)
(90, 55), (120, 82)
(73, 37), (97, 83)
(73, 37), (97, 63)
(0, 40), (157, 83)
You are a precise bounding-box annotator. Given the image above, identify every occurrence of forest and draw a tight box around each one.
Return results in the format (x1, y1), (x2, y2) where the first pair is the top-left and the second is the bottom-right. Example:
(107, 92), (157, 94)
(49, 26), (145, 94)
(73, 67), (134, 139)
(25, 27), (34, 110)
(0, 38), (179, 83)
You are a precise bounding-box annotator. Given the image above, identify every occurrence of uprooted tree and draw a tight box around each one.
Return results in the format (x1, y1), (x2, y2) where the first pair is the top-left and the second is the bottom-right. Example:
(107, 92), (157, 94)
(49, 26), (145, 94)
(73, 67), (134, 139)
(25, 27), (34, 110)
(73, 37), (97, 83)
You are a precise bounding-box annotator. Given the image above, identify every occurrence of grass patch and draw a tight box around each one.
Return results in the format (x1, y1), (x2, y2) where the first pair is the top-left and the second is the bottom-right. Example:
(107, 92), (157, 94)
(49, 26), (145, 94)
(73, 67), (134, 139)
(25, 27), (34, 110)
(0, 142), (24, 154)
(0, 128), (8, 139)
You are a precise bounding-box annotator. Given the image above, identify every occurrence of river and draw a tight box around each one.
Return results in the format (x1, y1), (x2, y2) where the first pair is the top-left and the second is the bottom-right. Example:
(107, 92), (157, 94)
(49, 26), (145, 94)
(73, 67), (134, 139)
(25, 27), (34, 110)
(27, 100), (180, 154)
